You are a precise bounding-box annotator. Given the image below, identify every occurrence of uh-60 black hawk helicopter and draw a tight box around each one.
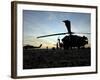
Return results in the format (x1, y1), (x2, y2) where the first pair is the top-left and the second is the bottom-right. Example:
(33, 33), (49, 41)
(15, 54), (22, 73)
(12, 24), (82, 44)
(37, 20), (90, 49)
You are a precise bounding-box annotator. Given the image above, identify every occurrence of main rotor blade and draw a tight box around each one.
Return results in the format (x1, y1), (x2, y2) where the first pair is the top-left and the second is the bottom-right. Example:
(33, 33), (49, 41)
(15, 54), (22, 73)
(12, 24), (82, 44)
(37, 32), (90, 38)
(63, 20), (72, 34)
(37, 32), (68, 38)
(74, 32), (91, 34)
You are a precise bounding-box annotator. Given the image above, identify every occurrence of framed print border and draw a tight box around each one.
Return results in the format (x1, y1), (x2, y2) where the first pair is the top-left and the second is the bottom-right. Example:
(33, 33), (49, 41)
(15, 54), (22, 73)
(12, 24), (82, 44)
(11, 1), (98, 79)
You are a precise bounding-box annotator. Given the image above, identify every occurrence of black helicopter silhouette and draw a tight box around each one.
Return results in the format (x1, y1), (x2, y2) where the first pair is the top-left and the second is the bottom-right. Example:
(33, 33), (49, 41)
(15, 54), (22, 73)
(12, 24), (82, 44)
(37, 20), (90, 49)
(23, 44), (42, 49)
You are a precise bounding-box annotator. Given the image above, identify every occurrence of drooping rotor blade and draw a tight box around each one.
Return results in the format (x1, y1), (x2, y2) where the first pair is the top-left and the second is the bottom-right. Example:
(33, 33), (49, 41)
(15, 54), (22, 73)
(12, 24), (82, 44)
(63, 20), (72, 34)
(37, 32), (90, 38)
(74, 32), (91, 34)
(37, 32), (68, 38)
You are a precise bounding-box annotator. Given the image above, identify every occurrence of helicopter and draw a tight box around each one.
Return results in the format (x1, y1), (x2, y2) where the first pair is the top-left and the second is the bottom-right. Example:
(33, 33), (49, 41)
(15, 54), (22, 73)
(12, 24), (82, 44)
(37, 20), (90, 49)
(23, 44), (42, 49)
